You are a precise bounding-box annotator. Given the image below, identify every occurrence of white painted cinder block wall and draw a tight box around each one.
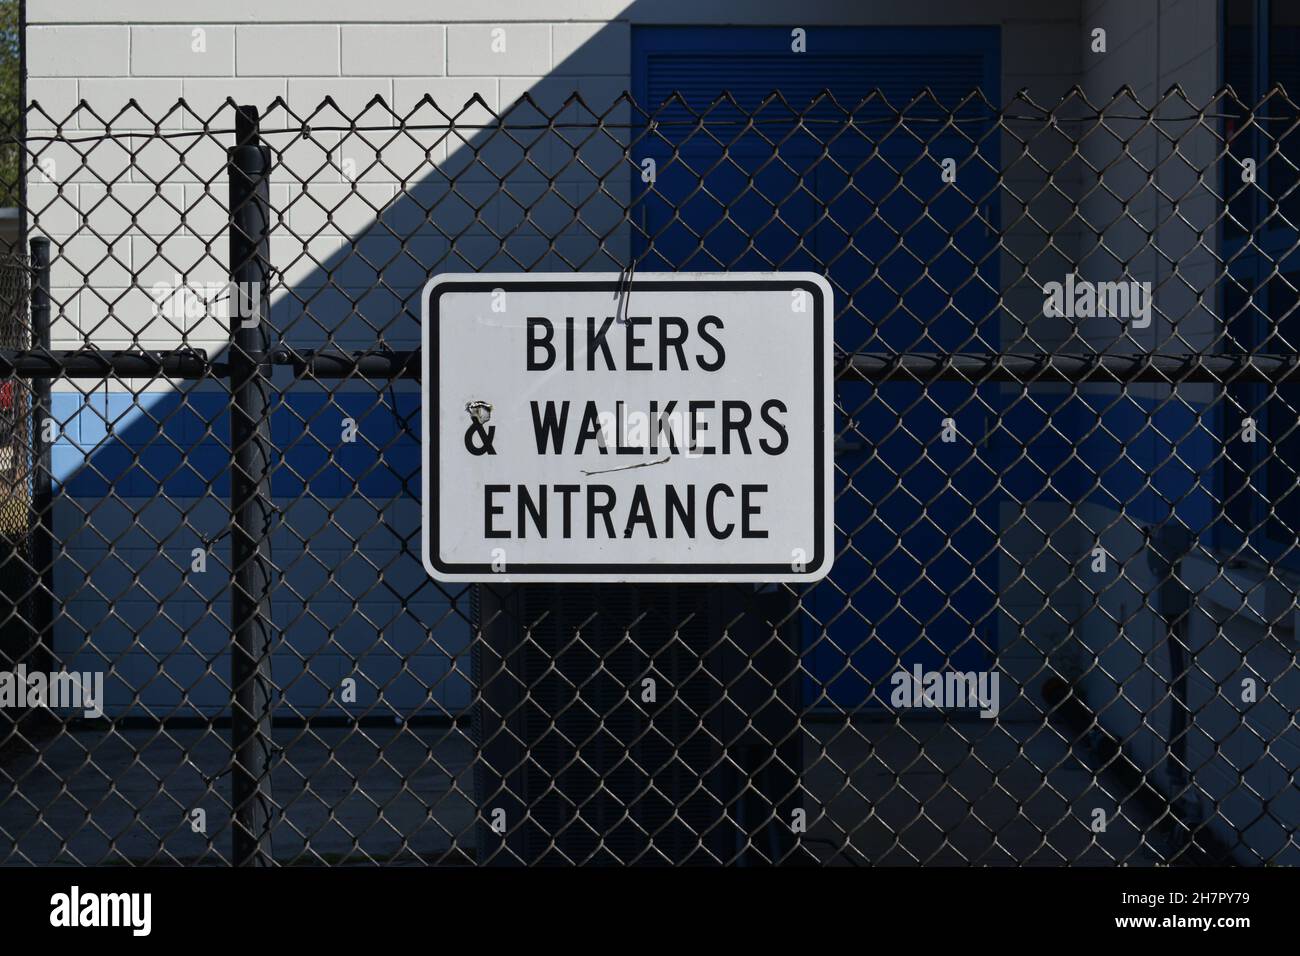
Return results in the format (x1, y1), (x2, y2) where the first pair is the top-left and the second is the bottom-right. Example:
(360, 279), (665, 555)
(23, 0), (1090, 721)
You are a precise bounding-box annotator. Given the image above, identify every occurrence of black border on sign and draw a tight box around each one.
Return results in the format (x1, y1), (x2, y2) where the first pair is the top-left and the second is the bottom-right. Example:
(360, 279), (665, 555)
(425, 278), (826, 576)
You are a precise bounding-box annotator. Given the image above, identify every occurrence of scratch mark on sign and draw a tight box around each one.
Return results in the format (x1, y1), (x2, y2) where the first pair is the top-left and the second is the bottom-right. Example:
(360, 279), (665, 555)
(581, 456), (671, 477)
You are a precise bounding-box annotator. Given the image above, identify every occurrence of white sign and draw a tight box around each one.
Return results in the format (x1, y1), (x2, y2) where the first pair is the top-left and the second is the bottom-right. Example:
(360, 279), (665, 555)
(421, 273), (833, 582)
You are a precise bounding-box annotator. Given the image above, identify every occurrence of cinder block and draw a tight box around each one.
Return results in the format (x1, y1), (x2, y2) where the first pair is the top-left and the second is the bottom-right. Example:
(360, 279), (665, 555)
(1002, 22), (1081, 79)
(236, 25), (339, 77)
(130, 26), (235, 77)
(390, 78), (498, 168)
(78, 182), (187, 235)
(551, 22), (629, 76)
(56, 234), (133, 287)
(76, 78), (184, 129)
(46, 294), (82, 344)
(26, 183), (81, 234)
(69, 287), (160, 345)
(181, 78), (287, 128)
(276, 130), (343, 185)
(500, 75), (584, 116)
(131, 234), (226, 286)
(287, 78), (395, 117)
(27, 78), (79, 129)
(128, 131), (227, 185)
(27, 26), (129, 77)
(332, 133), (440, 188)
(393, 77), (497, 116)
(272, 234), (342, 289)
(447, 23), (548, 77)
(287, 182), (397, 236)
(342, 24), (444, 76)
(180, 183), (237, 237)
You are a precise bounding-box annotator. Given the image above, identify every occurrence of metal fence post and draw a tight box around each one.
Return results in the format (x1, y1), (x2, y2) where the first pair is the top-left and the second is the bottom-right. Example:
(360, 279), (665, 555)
(228, 105), (276, 866)
(28, 236), (53, 675)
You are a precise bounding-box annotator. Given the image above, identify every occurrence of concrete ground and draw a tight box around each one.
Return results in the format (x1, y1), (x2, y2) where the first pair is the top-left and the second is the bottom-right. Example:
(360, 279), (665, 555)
(1, 723), (479, 865)
(800, 715), (1165, 865)
(1, 715), (1165, 865)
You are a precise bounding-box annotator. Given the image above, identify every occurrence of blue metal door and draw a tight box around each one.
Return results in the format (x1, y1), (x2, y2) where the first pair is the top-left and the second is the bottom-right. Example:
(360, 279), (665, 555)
(633, 25), (1002, 708)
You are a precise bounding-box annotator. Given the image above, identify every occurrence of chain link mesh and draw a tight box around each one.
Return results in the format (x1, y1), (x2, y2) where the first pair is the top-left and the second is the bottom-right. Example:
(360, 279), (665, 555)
(0, 86), (1297, 865)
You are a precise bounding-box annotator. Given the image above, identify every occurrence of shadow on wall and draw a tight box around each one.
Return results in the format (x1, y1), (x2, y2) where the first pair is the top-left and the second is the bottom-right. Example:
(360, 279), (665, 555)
(46, 20), (639, 720)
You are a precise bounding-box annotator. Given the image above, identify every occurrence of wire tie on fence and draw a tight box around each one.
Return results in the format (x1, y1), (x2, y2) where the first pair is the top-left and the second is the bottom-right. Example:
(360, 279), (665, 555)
(614, 257), (638, 324)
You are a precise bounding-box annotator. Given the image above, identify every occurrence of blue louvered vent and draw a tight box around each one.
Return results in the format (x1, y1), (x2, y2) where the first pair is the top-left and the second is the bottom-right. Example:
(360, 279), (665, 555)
(641, 50), (995, 154)
(644, 53), (989, 110)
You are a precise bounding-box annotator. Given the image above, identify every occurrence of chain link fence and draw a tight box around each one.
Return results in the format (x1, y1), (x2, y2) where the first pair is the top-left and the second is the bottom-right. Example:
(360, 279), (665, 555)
(0, 245), (39, 770)
(0, 86), (1297, 865)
